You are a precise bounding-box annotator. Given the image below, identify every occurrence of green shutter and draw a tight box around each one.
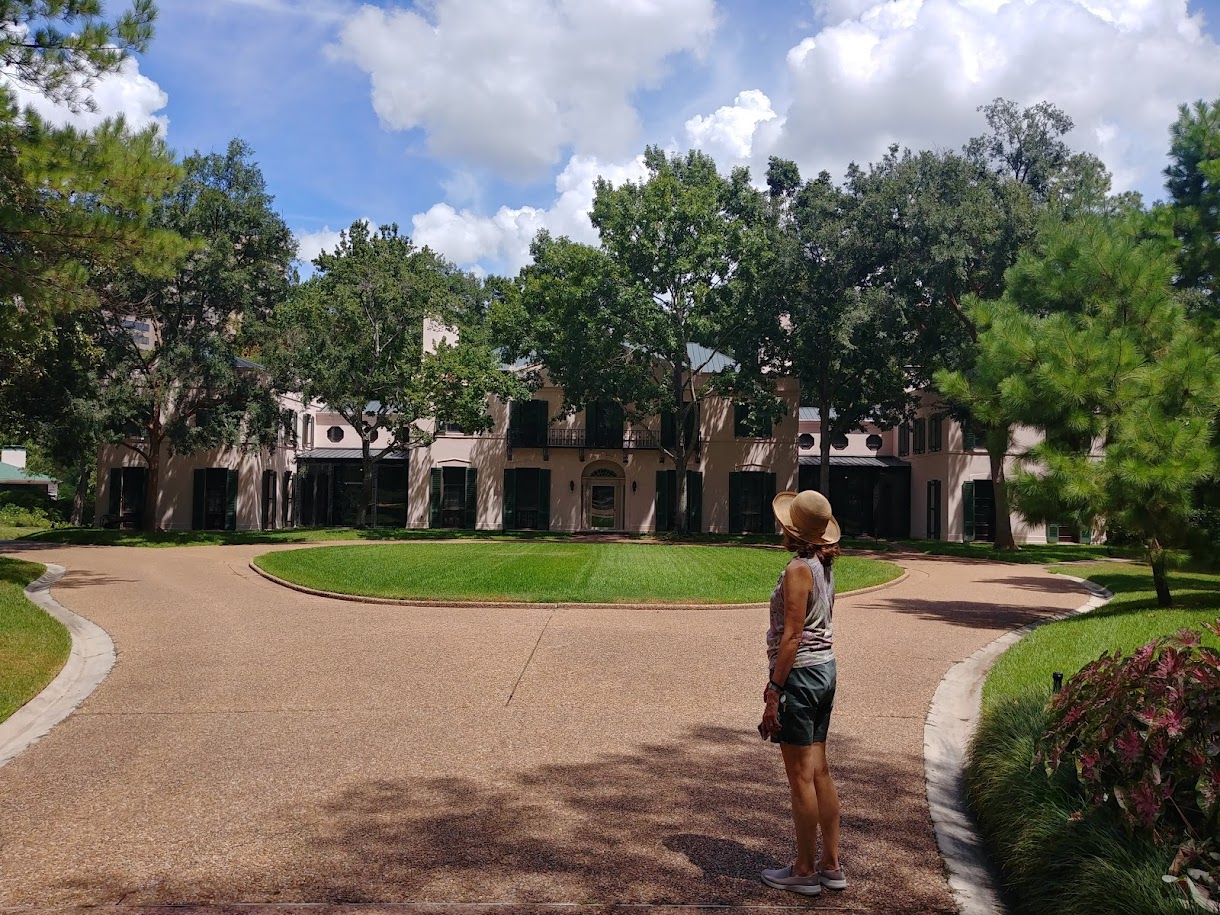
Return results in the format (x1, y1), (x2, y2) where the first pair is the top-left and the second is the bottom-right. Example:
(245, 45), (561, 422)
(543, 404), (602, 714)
(1047, 522), (1059, 544)
(661, 411), (675, 449)
(687, 470), (703, 533)
(728, 472), (742, 533)
(963, 420), (976, 451)
(963, 481), (976, 542)
(503, 469), (516, 530)
(538, 470), (551, 531)
(586, 401), (599, 447)
(109, 468), (123, 518)
(192, 469), (205, 530)
(225, 469), (238, 531)
(429, 467), (442, 527)
(656, 470), (674, 532)
(129, 468), (147, 528)
(764, 472), (777, 532)
(464, 467), (478, 529)
(530, 400), (547, 445)
(508, 402), (521, 443)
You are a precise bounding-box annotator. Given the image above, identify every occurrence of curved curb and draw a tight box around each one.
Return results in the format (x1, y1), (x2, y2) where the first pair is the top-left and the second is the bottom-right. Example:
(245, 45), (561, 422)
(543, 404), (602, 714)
(0, 564), (116, 770)
(923, 572), (1113, 915)
(248, 560), (909, 611)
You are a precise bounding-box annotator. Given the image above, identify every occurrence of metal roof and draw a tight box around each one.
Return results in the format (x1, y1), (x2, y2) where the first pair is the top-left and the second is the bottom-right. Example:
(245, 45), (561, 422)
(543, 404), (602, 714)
(0, 461), (56, 483)
(297, 448), (409, 461)
(687, 342), (737, 374)
(799, 455), (909, 468)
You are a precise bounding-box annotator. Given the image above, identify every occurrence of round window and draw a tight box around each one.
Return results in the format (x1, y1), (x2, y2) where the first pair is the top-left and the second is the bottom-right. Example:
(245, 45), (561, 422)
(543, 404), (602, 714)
(865, 434), (883, 451)
(798, 433), (814, 449)
(370, 429), (379, 443)
(326, 426), (343, 443)
(831, 432), (849, 450)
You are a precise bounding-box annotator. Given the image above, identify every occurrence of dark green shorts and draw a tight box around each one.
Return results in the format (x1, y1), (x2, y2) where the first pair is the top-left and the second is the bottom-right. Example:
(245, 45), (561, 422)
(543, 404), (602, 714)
(772, 659), (836, 746)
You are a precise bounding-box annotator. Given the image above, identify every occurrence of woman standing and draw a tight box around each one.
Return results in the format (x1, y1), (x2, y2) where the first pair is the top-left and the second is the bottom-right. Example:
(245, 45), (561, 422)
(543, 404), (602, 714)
(759, 489), (846, 897)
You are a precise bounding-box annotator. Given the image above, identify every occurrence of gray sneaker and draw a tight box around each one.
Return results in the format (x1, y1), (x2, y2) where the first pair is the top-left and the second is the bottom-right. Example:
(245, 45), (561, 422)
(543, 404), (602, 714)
(819, 868), (847, 890)
(761, 865), (823, 895)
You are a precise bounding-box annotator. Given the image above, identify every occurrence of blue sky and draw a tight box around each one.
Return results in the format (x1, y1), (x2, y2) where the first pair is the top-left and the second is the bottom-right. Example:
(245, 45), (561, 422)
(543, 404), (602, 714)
(31, 0), (1220, 274)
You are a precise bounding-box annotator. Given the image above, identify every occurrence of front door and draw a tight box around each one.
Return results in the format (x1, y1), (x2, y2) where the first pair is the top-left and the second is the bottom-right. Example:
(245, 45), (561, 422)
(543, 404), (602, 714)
(586, 482), (618, 529)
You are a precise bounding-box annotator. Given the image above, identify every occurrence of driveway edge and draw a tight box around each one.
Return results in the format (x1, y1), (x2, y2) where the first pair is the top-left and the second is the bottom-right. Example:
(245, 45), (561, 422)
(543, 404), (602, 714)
(247, 560), (909, 610)
(0, 564), (115, 770)
(923, 571), (1113, 915)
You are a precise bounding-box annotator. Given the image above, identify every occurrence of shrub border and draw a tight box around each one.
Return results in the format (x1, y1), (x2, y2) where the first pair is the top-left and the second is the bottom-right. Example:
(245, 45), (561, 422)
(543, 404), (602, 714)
(0, 564), (115, 770)
(923, 572), (1113, 915)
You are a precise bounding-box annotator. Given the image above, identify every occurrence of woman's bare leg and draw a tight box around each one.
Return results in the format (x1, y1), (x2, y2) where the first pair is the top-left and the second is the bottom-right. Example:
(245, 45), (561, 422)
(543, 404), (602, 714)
(780, 742), (841, 873)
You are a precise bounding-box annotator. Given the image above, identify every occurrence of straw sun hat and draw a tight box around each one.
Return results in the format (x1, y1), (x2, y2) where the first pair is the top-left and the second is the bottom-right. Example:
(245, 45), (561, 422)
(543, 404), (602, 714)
(772, 490), (841, 546)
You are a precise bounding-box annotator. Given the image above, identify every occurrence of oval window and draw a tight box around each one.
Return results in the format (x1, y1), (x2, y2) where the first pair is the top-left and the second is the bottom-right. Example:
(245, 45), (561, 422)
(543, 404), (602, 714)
(865, 434), (883, 451)
(831, 433), (849, 450)
(326, 426), (343, 443)
(798, 433), (814, 449)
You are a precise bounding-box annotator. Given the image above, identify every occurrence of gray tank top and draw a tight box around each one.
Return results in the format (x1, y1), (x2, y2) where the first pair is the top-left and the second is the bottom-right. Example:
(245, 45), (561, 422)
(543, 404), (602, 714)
(766, 557), (835, 669)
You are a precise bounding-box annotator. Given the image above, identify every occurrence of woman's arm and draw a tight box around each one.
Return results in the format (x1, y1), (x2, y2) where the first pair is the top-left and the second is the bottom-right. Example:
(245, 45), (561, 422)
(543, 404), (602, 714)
(761, 558), (813, 737)
(771, 558), (813, 689)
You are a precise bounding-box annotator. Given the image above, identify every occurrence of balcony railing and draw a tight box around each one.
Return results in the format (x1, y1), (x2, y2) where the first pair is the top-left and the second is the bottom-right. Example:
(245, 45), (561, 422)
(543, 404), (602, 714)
(507, 426), (700, 462)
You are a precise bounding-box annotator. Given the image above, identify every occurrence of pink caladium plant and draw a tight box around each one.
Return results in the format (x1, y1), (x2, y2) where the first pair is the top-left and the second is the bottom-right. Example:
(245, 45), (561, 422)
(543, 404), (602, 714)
(1035, 622), (1220, 906)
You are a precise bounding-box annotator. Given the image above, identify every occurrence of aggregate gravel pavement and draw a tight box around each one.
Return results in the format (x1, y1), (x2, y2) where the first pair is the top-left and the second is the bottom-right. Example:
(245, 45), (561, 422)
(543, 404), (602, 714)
(0, 542), (1092, 914)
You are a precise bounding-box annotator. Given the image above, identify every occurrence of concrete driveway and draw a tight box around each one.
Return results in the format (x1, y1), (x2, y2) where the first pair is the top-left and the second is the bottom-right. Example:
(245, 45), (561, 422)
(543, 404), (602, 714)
(0, 543), (1092, 913)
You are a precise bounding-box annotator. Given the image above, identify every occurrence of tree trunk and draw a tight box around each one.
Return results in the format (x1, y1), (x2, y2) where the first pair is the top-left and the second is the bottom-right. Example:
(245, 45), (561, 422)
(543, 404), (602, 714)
(71, 460), (92, 527)
(358, 438), (373, 529)
(818, 375), (832, 497)
(987, 425), (1017, 551)
(142, 433), (161, 533)
(1149, 538), (1174, 607)
(673, 364), (690, 536)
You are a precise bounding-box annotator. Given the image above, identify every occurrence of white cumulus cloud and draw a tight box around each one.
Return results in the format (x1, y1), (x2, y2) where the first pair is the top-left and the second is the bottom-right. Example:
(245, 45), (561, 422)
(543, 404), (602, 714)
(3, 57), (168, 134)
(411, 153), (650, 273)
(330, 0), (718, 180)
(684, 89), (778, 170)
(294, 219), (372, 265)
(772, 0), (1220, 198)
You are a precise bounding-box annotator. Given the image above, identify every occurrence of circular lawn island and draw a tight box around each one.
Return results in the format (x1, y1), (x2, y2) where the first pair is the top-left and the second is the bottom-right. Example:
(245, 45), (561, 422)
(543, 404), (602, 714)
(253, 541), (902, 605)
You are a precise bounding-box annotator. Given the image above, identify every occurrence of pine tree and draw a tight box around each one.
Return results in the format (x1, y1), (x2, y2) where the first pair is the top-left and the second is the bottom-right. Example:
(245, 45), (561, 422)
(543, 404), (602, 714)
(998, 215), (1220, 605)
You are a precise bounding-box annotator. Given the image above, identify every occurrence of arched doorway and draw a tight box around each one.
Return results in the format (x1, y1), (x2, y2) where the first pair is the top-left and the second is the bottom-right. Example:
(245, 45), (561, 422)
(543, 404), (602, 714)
(582, 463), (624, 531)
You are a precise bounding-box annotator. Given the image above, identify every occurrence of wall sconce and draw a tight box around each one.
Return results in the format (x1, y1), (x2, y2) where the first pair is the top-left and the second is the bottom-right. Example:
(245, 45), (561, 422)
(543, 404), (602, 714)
(631, 481), (637, 493)
(569, 480), (575, 492)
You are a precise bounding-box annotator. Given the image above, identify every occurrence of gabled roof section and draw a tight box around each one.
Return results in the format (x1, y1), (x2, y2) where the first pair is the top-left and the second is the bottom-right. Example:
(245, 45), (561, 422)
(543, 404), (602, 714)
(687, 343), (737, 374)
(0, 461), (55, 483)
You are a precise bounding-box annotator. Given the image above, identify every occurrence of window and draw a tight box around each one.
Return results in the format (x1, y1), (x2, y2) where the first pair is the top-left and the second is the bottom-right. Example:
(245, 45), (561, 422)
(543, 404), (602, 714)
(301, 415), (315, 449)
(728, 470), (777, 533)
(281, 472), (293, 527)
(929, 415), (943, 452)
(865, 434), (883, 451)
(106, 466), (147, 529)
(655, 470), (703, 532)
(192, 468), (238, 531)
(897, 423), (910, 456)
(831, 432), (848, 450)
(282, 410), (297, 446)
(798, 433), (814, 449)
(503, 468), (551, 530)
(733, 403), (771, 438)
(661, 403), (698, 450)
(509, 399), (548, 447)
(586, 401), (624, 449)
(430, 466), (477, 528)
(961, 417), (979, 451)
(914, 418), (926, 454)
(326, 426), (344, 443)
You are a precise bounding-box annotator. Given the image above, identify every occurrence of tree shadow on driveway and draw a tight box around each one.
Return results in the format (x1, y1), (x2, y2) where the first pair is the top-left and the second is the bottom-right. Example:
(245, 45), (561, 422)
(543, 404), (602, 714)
(269, 726), (954, 913)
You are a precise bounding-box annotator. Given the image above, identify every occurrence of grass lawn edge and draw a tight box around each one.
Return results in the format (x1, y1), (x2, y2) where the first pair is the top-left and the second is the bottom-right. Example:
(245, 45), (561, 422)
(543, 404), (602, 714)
(963, 561), (1220, 915)
(0, 557), (69, 726)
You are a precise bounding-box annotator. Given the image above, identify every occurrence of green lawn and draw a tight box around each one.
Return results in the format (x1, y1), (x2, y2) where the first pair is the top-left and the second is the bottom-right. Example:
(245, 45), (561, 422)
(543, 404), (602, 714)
(894, 539), (1140, 564)
(0, 557), (70, 724)
(981, 562), (1220, 712)
(966, 561), (1220, 915)
(254, 541), (902, 604)
(0, 525), (52, 541)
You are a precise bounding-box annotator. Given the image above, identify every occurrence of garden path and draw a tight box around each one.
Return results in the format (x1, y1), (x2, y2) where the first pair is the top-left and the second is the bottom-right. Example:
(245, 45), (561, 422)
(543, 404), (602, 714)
(0, 542), (1092, 914)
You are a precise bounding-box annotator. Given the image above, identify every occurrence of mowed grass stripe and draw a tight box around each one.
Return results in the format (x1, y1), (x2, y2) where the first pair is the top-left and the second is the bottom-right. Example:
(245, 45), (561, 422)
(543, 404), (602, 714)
(255, 542), (901, 604)
(0, 557), (70, 724)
